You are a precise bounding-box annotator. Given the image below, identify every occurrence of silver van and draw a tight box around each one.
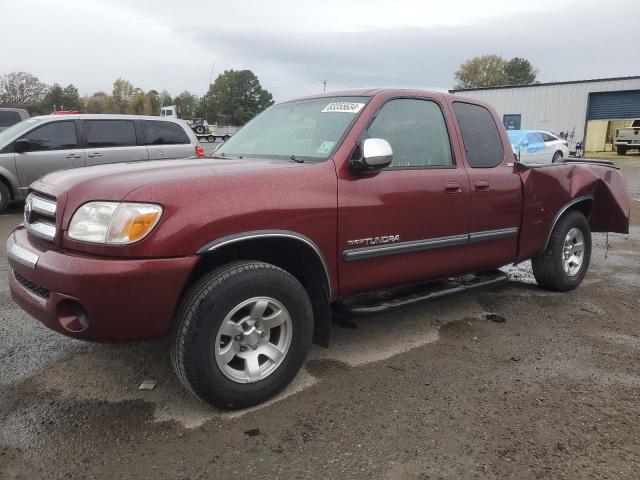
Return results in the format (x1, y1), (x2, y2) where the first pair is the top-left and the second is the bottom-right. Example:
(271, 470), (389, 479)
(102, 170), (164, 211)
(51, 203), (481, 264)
(0, 114), (201, 212)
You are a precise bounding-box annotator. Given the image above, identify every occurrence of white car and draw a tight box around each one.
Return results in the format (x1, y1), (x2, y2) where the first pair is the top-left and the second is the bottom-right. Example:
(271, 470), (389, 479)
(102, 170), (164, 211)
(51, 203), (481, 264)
(507, 130), (570, 164)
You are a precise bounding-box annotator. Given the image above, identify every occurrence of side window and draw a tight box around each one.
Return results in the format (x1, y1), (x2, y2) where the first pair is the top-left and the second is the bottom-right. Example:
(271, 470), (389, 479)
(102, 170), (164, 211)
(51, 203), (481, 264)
(541, 133), (556, 142)
(143, 120), (189, 145)
(21, 121), (78, 151)
(527, 132), (544, 144)
(85, 120), (137, 148)
(453, 102), (504, 168)
(366, 99), (453, 168)
(0, 111), (21, 128)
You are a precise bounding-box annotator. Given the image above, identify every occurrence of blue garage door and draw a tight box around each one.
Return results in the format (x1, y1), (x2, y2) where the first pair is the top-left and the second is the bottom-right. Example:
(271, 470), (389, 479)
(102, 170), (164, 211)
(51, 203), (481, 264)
(587, 90), (640, 120)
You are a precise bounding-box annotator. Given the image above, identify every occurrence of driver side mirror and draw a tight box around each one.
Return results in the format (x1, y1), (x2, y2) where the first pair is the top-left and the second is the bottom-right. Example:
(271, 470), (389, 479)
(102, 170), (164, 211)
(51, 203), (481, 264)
(350, 138), (393, 172)
(13, 139), (31, 154)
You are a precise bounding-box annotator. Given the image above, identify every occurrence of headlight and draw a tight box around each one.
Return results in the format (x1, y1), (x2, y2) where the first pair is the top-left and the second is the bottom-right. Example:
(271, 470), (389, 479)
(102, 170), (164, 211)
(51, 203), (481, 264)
(68, 202), (163, 244)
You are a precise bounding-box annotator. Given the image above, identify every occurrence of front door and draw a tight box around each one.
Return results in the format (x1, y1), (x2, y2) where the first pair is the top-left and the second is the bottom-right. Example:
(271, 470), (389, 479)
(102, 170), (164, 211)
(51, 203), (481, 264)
(338, 97), (471, 297)
(15, 120), (85, 190)
(83, 119), (148, 165)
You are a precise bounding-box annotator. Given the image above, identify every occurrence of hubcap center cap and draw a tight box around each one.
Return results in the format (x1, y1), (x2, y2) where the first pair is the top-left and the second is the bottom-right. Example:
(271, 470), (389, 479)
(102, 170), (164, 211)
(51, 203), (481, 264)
(240, 325), (262, 347)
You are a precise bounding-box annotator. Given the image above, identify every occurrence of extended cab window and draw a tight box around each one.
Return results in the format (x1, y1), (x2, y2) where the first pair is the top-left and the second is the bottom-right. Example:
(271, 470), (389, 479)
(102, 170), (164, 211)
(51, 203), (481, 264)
(367, 99), (453, 168)
(20, 121), (78, 151)
(85, 120), (137, 148)
(453, 102), (504, 168)
(143, 120), (189, 145)
(0, 111), (21, 128)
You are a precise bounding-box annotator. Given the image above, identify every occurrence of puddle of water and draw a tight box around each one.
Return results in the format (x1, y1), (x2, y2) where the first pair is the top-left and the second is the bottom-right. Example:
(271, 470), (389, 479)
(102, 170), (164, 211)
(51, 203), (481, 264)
(23, 298), (486, 428)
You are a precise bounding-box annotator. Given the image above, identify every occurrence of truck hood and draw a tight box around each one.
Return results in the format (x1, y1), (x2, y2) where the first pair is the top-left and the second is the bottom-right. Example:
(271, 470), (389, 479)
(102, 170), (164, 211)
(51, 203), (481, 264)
(31, 157), (300, 202)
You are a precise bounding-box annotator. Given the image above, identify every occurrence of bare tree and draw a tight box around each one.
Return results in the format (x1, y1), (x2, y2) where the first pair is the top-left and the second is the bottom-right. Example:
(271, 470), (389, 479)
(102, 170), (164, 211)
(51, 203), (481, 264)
(0, 71), (49, 105)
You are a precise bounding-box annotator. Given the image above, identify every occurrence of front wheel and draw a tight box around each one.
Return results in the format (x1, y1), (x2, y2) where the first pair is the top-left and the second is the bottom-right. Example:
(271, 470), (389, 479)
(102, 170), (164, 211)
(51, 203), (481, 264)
(532, 210), (591, 291)
(552, 151), (563, 163)
(616, 146), (627, 155)
(171, 261), (313, 408)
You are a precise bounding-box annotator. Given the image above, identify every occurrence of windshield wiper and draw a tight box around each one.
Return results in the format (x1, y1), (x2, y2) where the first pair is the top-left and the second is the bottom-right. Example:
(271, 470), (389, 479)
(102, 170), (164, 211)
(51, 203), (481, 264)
(289, 155), (304, 163)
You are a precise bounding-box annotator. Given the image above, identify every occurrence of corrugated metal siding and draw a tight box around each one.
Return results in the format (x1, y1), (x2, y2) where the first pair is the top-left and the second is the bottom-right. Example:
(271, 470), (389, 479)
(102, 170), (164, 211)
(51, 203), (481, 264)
(454, 78), (640, 143)
(587, 90), (640, 120)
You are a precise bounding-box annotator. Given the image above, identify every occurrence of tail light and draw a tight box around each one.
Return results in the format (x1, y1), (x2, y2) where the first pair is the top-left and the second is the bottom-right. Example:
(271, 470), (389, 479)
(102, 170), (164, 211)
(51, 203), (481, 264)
(195, 145), (205, 157)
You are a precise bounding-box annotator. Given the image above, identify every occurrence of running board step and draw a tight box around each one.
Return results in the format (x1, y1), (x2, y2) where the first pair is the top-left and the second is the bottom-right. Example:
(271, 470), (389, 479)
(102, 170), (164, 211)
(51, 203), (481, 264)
(335, 270), (508, 317)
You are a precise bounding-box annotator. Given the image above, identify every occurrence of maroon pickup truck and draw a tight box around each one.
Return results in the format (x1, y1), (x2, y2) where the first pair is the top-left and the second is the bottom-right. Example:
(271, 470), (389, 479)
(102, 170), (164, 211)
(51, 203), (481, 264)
(6, 89), (630, 408)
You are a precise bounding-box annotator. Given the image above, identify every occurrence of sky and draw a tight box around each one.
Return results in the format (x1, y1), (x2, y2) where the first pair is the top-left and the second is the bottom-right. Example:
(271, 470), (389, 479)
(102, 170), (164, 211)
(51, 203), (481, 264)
(1, 0), (639, 101)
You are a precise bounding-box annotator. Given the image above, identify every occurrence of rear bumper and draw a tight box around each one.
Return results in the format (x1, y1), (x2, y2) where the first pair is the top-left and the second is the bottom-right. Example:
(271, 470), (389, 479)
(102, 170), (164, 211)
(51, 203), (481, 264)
(6, 227), (198, 341)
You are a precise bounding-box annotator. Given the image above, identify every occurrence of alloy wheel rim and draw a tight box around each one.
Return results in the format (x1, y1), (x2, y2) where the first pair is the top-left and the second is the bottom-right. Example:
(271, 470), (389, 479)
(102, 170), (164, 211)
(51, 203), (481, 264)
(214, 296), (292, 383)
(562, 227), (585, 276)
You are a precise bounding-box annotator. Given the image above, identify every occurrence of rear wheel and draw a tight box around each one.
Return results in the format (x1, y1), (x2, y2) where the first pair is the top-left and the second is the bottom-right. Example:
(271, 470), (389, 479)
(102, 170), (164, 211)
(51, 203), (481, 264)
(532, 210), (591, 291)
(552, 151), (563, 163)
(207, 135), (215, 143)
(171, 261), (313, 408)
(0, 182), (10, 214)
(616, 145), (627, 155)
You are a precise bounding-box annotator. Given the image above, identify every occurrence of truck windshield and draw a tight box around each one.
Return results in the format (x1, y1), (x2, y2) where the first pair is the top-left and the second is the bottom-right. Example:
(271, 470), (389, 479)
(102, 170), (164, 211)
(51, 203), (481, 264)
(215, 96), (369, 161)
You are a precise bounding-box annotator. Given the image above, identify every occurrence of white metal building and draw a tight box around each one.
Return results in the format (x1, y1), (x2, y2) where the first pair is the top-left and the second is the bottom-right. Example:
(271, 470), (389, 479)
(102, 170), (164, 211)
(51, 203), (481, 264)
(450, 76), (640, 152)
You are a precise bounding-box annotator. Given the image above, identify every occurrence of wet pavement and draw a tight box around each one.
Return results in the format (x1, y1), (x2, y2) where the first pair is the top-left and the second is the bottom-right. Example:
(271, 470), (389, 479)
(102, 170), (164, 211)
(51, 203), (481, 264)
(1, 156), (639, 479)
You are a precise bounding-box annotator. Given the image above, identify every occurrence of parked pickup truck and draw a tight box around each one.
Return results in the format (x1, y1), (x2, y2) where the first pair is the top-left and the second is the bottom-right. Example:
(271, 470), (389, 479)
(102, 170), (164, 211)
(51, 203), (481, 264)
(615, 119), (640, 155)
(6, 89), (631, 409)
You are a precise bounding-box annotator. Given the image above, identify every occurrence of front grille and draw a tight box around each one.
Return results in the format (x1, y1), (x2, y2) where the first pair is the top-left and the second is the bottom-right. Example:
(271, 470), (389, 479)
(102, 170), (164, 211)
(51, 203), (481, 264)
(24, 193), (57, 242)
(14, 270), (51, 299)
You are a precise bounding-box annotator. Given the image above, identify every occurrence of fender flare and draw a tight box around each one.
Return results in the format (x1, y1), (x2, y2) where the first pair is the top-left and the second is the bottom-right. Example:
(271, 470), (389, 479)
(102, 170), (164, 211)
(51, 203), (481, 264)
(543, 196), (594, 251)
(197, 229), (333, 299)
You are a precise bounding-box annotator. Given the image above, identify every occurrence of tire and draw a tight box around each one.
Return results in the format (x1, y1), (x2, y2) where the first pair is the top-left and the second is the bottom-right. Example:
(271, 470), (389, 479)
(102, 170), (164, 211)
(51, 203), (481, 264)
(195, 125), (205, 135)
(223, 135), (230, 142)
(532, 210), (591, 292)
(207, 135), (215, 143)
(171, 261), (313, 408)
(616, 146), (627, 155)
(0, 181), (10, 214)
(552, 151), (563, 163)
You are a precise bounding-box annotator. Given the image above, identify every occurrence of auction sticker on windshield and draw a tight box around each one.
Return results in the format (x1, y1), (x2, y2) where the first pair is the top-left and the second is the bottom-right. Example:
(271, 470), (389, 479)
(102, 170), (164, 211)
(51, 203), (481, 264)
(322, 102), (365, 113)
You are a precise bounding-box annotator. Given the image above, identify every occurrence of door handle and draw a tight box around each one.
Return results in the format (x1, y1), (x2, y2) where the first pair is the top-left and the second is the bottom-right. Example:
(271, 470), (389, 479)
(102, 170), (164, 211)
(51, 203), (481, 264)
(475, 181), (490, 192)
(65, 153), (81, 159)
(87, 152), (103, 158)
(444, 182), (462, 194)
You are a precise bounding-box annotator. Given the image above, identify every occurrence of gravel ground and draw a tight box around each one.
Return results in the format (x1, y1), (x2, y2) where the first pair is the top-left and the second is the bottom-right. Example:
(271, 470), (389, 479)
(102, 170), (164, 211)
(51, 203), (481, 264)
(1, 156), (639, 480)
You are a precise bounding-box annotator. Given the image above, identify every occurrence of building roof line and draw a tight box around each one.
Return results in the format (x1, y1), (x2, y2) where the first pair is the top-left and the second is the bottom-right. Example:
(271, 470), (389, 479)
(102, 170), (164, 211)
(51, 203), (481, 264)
(449, 75), (640, 93)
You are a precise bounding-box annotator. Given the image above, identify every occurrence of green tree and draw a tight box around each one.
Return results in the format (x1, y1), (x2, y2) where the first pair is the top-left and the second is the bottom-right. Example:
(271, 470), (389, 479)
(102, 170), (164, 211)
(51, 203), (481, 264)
(41, 83), (80, 112)
(112, 78), (135, 113)
(174, 90), (198, 119)
(206, 69), (274, 125)
(0, 71), (49, 105)
(147, 89), (160, 115)
(159, 90), (173, 107)
(504, 57), (537, 85)
(454, 55), (507, 89)
(83, 91), (114, 113)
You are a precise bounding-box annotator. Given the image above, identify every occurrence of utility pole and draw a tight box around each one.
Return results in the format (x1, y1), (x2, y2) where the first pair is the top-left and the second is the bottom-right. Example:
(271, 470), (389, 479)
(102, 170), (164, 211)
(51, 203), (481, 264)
(323, 80), (326, 93)
(209, 62), (216, 85)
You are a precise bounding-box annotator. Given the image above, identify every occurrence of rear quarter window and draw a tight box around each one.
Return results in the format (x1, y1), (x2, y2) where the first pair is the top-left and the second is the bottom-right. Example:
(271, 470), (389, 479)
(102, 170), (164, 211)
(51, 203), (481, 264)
(453, 102), (504, 168)
(143, 120), (189, 145)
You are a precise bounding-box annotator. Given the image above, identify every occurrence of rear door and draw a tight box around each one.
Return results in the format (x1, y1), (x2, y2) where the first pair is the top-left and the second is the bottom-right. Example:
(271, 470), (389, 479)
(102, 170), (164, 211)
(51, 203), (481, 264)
(83, 119), (148, 165)
(143, 120), (194, 159)
(451, 101), (521, 270)
(338, 95), (471, 297)
(15, 120), (85, 189)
